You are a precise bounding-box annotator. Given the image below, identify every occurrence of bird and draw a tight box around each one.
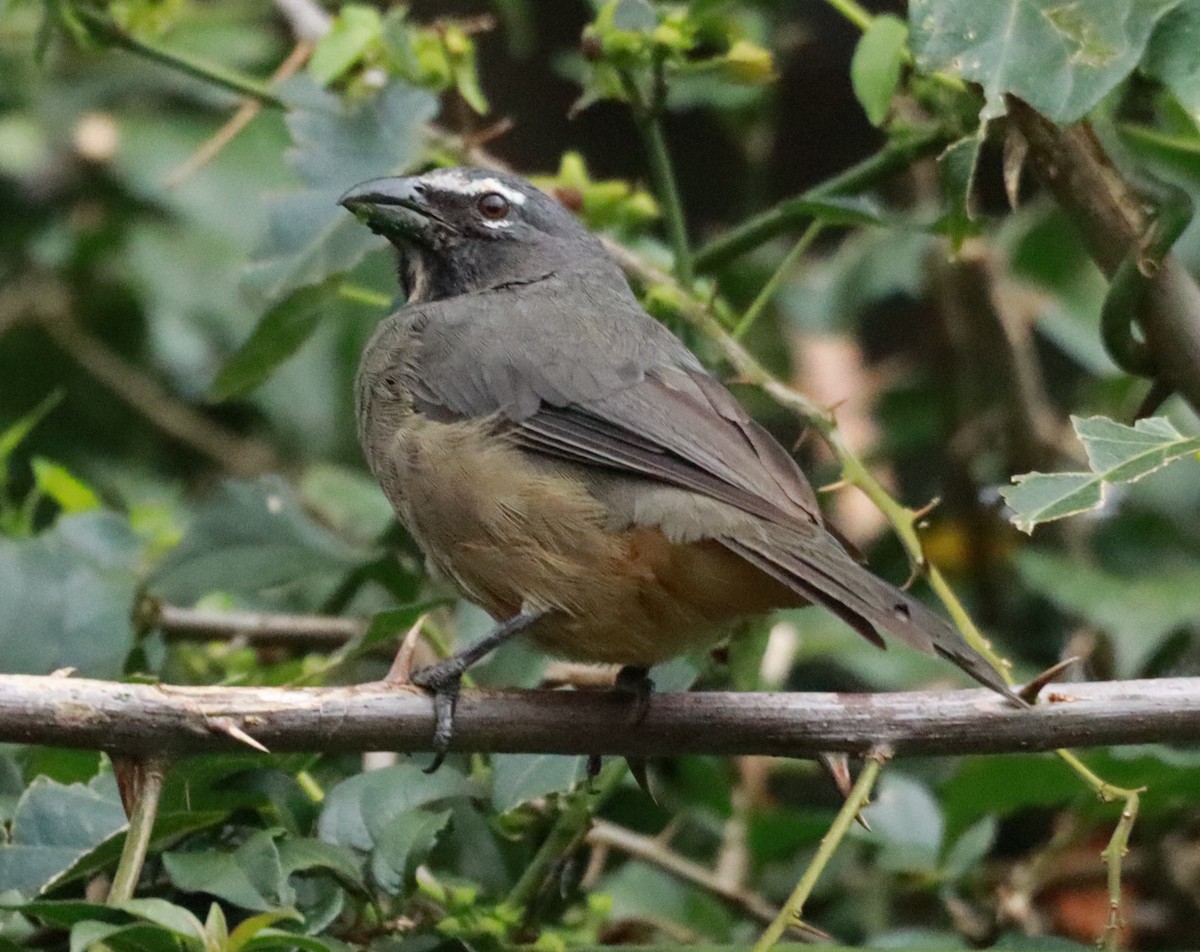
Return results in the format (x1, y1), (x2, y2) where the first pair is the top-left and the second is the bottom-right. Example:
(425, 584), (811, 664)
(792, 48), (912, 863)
(340, 166), (1017, 769)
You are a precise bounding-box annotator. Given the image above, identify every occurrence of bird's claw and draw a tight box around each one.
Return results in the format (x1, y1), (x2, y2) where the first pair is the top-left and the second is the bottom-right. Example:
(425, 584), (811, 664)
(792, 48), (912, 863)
(411, 661), (464, 773)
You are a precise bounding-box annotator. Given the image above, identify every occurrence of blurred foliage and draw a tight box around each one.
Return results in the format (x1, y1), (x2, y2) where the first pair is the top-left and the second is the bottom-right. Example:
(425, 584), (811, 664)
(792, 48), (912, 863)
(0, 0), (1199, 950)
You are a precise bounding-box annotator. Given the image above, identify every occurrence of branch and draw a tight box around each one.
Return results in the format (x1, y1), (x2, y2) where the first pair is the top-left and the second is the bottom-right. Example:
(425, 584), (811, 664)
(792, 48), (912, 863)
(148, 603), (365, 649)
(0, 675), (1197, 758)
(1007, 98), (1200, 415)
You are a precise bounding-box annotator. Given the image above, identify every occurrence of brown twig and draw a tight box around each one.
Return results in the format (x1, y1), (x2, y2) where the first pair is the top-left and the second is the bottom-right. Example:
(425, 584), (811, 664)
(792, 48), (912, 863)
(0, 674), (1197, 758)
(164, 40), (314, 189)
(587, 819), (781, 926)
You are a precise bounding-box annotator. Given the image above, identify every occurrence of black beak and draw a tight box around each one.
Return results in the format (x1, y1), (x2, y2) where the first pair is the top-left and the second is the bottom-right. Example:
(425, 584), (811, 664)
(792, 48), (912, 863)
(338, 176), (444, 243)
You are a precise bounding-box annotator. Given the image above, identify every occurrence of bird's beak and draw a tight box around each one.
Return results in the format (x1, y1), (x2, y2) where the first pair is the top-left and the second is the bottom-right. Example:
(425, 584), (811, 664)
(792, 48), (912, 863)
(338, 176), (444, 243)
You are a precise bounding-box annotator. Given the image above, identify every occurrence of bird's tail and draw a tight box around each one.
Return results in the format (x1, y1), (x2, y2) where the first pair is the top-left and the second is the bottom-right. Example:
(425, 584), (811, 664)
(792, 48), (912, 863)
(721, 528), (1018, 700)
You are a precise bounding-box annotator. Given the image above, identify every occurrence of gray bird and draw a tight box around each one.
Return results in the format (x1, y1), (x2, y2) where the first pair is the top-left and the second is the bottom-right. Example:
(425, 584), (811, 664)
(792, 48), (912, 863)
(340, 166), (1016, 767)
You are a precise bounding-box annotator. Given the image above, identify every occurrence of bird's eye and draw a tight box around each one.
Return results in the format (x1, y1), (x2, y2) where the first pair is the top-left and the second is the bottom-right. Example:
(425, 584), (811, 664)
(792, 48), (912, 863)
(477, 192), (510, 220)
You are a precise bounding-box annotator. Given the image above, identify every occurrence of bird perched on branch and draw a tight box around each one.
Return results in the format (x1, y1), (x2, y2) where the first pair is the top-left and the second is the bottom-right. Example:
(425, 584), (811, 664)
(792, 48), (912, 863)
(341, 166), (1017, 769)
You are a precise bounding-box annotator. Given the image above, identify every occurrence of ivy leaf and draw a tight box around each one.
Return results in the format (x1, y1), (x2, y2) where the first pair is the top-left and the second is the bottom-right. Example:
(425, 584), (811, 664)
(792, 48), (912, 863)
(0, 512), (144, 677)
(209, 277), (343, 401)
(242, 77), (437, 308)
(163, 831), (294, 913)
(0, 776), (127, 897)
(149, 476), (367, 606)
(910, 0), (1181, 122)
(1000, 415), (1200, 532)
(1141, 0), (1200, 123)
(369, 809), (451, 894)
(491, 755), (587, 813)
(851, 15), (909, 126)
(318, 763), (474, 852)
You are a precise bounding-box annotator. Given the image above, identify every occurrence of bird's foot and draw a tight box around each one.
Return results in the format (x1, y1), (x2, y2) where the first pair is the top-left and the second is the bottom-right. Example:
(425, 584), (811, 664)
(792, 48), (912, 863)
(411, 658), (467, 773)
(614, 665), (653, 724)
(583, 666), (656, 800)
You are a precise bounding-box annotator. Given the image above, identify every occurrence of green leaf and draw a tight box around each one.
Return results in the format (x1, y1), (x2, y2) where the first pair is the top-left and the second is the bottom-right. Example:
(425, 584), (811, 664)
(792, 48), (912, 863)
(910, 0), (1181, 122)
(275, 838), (365, 890)
(149, 476), (366, 605)
(1016, 548), (1200, 675)
(163, 831), (293, 912)
(70, 920), (184, 952)
(29, 458), (101, 514)
(1000, 415), (1200, 532)
(855, 774), (944, 874)
(0, 391), (62, 478)
(370, 809), (451, 894)
(4, 900), (127, 929)
(243, 78), (437, 308)
(300, 463), (396, 545)
(1142, 0), (1200, 122)
(937, 128), (984, 250)
(210, 278), (342, 401)
(308, 5), (384, 86)
(227, 909), (303, 952)
(0, 776), (127, 897)
(0, 512), (143, 676)
(940, 815), (996, 882)
(318, 763), (474, 851)
(851, 15), (909, 126)
(118, 898), (207, 944)
(490, 755), (587, 813)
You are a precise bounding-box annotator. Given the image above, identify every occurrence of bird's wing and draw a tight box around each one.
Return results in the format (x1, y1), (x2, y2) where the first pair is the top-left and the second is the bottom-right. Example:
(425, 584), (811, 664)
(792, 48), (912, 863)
(406, 273), (823, 530)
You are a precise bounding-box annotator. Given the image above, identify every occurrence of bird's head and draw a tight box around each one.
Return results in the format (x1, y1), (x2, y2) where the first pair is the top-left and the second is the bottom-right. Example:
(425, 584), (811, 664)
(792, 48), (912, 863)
(339, 167), (609, 303)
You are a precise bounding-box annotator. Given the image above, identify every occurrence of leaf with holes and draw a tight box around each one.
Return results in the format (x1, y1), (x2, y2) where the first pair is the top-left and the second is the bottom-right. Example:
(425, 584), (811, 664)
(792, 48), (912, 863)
(1000, 415), (1200, 532)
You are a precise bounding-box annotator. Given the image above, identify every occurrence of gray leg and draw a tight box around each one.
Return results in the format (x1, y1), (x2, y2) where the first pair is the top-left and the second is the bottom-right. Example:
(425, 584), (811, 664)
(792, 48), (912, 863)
(411, 609), (545, 772)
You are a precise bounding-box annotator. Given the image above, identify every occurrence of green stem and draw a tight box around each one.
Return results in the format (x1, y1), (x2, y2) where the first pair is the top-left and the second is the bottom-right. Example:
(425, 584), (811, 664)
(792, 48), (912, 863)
(1055, 750), (1143, 951)
(751, 748), (889, 952)
(619, 70), (693, 288)
(107, 760), (167, 905)
(506, 760), (627, 910)
(732, 222), (823, 340)
(73, 7), (285, 108)
(695, 128), (949, 272)
(821, 0), (875, 32)
(338, 284), (394, 308)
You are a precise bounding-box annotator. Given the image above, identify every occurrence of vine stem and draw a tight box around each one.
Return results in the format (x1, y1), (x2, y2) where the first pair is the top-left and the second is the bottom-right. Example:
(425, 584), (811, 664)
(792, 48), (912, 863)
(72, 7), (285, 108)
(821, 0), (875, 33)
(107, 760), (167, 905)
(505, 760), (627, 911)
(732, 222), (823, 340)
(1056, 749), (1143, 951)
(618, 70), (694, 287)
(751, 747), (890, 952)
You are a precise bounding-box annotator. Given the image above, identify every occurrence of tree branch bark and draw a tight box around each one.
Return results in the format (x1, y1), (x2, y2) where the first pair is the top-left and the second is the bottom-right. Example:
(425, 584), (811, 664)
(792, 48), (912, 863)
(1, 675), (1196, 758)
(1007, 98), (1200, 414)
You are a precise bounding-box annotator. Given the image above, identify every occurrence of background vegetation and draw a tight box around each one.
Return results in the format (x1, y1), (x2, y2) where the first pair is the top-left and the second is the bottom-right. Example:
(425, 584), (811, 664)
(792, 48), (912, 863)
(1, 0), (1200, 949)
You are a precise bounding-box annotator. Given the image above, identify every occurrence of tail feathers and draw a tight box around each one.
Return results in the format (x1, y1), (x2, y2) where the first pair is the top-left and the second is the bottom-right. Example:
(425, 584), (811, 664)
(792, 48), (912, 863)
(722, 533), (1017, 700)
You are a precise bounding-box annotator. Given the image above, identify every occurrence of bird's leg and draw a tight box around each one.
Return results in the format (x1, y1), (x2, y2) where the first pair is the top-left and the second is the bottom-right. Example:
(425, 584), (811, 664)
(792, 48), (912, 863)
(585, 665), (656, 798)
(409, 609), (545, 773)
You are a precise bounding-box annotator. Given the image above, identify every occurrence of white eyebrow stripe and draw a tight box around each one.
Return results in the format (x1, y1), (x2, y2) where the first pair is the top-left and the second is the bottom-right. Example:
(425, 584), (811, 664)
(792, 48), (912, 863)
(420, 170), (527, 205)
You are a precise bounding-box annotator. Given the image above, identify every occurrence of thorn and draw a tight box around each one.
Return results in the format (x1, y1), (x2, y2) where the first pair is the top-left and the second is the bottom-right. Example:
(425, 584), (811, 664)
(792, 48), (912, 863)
(207, 716), (270, 753)
(1017, 656), (1080, 705)
(818, 479), (849, 494)
(790, 427), (813, 453)
(786, 916), (833, 943)
(50, 666), (77, 678)
(818, 752), (871, 830)
(911, 496), (942, 521)
(626, 756), (656, 804)
(384, 612), (429, 684)
(900, 563), (922, 591)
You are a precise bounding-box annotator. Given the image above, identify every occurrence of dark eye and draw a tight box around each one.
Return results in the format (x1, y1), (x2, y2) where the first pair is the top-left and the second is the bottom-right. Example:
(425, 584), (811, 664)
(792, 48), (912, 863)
(477, 192), (510, 220)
